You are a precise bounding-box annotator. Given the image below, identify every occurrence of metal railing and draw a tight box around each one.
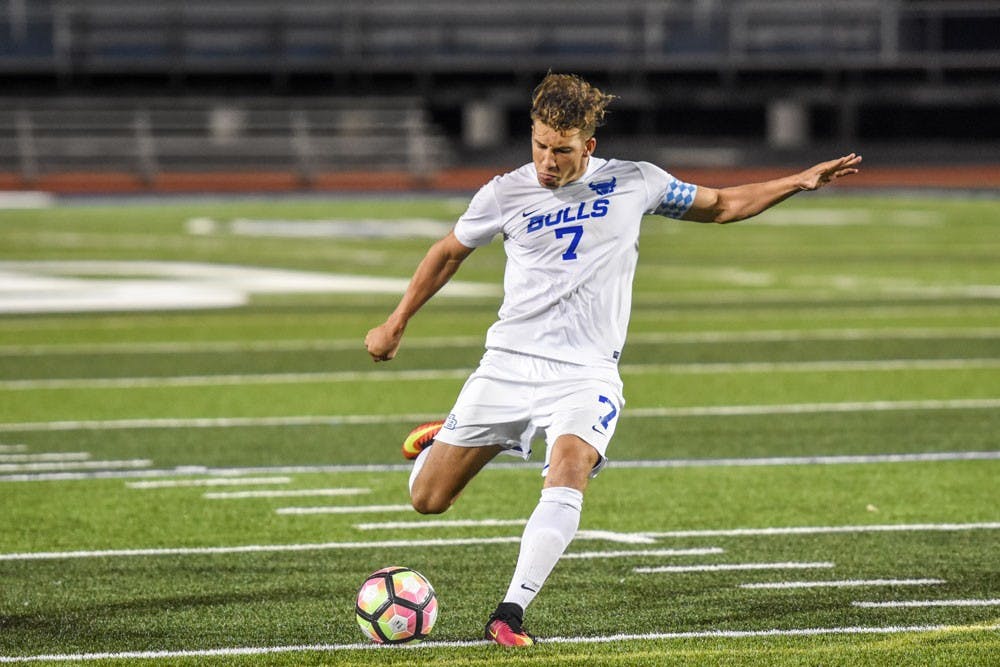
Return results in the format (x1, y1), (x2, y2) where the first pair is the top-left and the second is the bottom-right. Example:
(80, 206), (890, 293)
(0, 97), (452, 182)
(1, 1), (999, 76)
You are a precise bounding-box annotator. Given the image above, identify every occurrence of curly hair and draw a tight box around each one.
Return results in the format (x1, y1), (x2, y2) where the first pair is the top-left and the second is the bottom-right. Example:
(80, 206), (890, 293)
(530, 72), (616, 137)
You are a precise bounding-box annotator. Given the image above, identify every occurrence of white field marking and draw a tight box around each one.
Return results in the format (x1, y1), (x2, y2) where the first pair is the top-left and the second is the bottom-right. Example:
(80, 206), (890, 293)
(0, 459), (151, 473)
(0, 444), (28, 452)
(575, 530), (659, 545)
(0, 531), (654, 562)
(0, 452), (90, 463)
(4, 358), (997, 391)
(0, 190), (53, 209)
(222, 217), (454, 239)
(3, 398), (999, 434)
(0, 336), (486, 356)
(0, 260), (498, 314)
(752, 208), (944, 227)
(354, 518), (528, 530)
(563, 548), (725, 560)
(613, 450), (1000, 469)
(126, 476), (292, 489)
(354, 523), (660, 544)
(3, 326), (999, 357)
(4, 450), (1000, 484)
(354, 519), (656, 544)
(626, 399), (1000, 419)
(635, 562), (835, 574)
(645, 522), (1000, 539)
(275, 504), (414, 515)
(0, 369), (471, 390)
(629, 328), (1000, 344)
(204, 488), (370, 500)
(1, 625), (998, 662)
(740, 579), (946, 590)
(853, 599), (1000, 608)
(620, 358), (1000, 376)
(0, 412), (440, 433)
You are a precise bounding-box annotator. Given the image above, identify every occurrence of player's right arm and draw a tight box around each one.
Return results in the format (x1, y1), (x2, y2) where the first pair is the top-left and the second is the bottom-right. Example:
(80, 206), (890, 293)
(365, 230), (475, 362)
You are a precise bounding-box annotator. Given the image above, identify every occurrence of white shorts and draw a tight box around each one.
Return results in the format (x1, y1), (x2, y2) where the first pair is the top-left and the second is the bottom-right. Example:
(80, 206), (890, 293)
(435, 348), (625, 477)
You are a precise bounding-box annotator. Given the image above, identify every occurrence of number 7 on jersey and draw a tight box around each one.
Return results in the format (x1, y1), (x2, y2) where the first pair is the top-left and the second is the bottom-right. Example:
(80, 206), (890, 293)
(554, 225), (584, 261)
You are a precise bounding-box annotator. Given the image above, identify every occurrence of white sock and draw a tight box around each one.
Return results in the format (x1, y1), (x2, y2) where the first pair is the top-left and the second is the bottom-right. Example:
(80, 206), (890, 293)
(408, 445), (432, 494)
(502, 486), (583, 610)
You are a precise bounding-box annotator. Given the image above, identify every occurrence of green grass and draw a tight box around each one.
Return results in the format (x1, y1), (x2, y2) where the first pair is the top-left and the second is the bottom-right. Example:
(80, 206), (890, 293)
(0, 193), (998, 665)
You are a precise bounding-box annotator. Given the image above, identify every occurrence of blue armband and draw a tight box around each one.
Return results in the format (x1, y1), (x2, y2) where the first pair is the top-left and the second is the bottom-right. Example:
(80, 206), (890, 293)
(653, 179), (698, 219)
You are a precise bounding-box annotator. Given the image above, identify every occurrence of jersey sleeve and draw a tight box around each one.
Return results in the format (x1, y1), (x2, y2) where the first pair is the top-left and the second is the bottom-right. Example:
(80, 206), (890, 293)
(453, 178), (503, 247)
(635, 161), (699, 220)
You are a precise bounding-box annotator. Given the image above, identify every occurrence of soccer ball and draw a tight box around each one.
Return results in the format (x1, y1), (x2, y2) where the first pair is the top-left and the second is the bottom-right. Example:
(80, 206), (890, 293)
(355, 566), (438, 643)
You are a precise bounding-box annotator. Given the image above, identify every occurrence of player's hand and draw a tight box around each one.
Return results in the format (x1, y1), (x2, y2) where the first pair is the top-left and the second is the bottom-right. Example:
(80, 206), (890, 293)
(364, 322), (404, 362)
(798, 153), (862, 191)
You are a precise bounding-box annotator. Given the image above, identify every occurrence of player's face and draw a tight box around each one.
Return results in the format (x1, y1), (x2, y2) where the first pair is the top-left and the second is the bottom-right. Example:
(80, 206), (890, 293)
(531, 120), (596, 189)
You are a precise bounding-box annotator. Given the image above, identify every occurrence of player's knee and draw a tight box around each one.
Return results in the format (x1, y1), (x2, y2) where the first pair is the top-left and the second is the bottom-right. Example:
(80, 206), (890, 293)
(410, 486), (452, 515)
(546, 438), (600, 489)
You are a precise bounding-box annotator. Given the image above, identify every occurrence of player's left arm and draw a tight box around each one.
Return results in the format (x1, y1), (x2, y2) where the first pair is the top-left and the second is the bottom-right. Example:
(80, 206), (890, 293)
(682, 153), (862, 224)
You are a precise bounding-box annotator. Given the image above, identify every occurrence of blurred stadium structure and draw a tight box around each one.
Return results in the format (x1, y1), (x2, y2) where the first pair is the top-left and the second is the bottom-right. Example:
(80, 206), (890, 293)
(1, 0), (999, 193)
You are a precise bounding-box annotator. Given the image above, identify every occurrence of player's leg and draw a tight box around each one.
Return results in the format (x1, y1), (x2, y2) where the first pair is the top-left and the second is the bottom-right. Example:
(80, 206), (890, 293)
(485, 434), (598, 646)
(487, 368), (622, 646)
(409, 439), (504, 515)
(408, 350), (533, 515)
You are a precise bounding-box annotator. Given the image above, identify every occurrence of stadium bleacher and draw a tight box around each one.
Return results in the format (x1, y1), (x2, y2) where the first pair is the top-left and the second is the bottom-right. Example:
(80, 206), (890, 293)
(1, 0), (998, 192)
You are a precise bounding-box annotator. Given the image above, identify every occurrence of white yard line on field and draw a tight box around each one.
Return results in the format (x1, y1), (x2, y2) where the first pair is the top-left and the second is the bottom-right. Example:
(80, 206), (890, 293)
(354, 518), (528, 530)
(204, 488), (371, 499)
(275, 504), (414, 515)
(1, 326), (997, 356)
(0, 452), (90, 462)
(621, 358), (1000, 375)
(853, 599), (1000, 608)
(645, 522), (1000, 539)
(0, 413), (443, 432)
(2, 398), (999, 434)
(0, 444), (28, 452)
(624, 399), (1000, 418)
(751, 207), (944, 226)
(2, 624), (998, 662)
(0, 459), (151, 473)
(2, 358), (997, 390)
(2, 449), (999, 483)
(635, 562), (835, 574)
(127, 477), (293, 489)
(2, 521), (998, 563)
(614, 450), (1000, 468)
(0, 369), (470, 390)
(740, 579), (946, 589)
(0, 531), (656, 562)
(563, 548), (724, 560)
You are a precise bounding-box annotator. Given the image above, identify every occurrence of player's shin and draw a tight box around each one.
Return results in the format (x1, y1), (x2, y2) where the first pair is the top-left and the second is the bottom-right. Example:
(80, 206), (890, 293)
(502, 486), (584, 609)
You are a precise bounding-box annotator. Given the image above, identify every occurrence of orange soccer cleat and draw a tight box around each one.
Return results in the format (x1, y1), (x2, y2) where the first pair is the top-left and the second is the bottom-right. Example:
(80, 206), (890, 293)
(401, 420), (444, 460)
(484, 603), (535, 647)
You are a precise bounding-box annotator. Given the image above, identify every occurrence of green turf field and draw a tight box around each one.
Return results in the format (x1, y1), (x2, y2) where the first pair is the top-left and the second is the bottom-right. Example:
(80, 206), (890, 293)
(0, 194), (998, 665)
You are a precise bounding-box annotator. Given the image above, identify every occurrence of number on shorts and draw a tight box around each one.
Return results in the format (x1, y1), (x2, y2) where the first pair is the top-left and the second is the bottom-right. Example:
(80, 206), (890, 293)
(598, 395), (618, 429)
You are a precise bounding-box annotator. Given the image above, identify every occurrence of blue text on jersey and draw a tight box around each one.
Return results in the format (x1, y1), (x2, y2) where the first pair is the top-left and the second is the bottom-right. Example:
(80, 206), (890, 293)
(525, 198), (610, 233)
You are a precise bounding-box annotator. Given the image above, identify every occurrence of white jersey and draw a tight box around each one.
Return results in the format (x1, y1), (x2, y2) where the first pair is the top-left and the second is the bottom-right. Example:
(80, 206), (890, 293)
(453, 157), (697, 368)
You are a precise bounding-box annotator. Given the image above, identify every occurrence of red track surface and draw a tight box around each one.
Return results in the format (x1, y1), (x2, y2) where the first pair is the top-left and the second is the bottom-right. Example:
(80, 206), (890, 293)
(1, 165), (997, 195)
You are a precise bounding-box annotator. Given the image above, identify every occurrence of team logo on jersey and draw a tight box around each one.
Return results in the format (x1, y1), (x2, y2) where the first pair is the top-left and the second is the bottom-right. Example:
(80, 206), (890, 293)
(588, 177), (616, 196)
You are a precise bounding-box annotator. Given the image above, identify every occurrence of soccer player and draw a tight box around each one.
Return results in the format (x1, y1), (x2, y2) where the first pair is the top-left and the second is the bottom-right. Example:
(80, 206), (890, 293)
(365, 72), (861, 646)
